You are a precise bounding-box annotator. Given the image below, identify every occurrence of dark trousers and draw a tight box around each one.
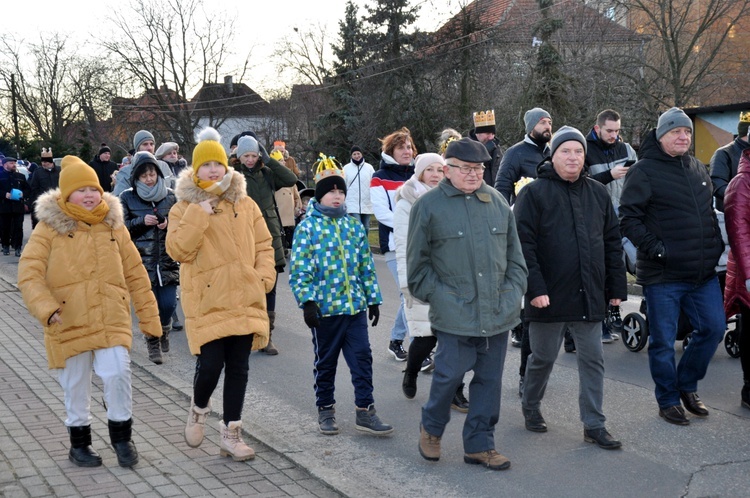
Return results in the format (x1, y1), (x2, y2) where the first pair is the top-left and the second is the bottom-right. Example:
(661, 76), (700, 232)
(422, 331), (507, 453)
(193, 334), (253, 423)
(519, 319), (531, 376)
(0, 212), (24, 248)
(311, 311), (374, 409)
(266, 272), (278, 312)
(153, 284), (178, 327)
(739, 303), (750, 383)
(406, 336), (437, 375)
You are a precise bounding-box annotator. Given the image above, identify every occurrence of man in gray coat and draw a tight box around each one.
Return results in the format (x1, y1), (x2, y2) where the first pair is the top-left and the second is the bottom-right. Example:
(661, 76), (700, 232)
(407, 138), (527, 471)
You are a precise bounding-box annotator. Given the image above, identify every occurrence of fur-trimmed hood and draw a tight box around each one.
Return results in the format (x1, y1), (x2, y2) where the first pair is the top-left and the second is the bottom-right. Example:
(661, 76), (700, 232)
(34, 190), (125, 234)
(173, 167), (248, 205)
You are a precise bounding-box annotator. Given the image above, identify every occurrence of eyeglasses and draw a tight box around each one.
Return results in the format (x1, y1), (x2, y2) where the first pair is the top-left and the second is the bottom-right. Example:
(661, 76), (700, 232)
(447, 163), (485, 175)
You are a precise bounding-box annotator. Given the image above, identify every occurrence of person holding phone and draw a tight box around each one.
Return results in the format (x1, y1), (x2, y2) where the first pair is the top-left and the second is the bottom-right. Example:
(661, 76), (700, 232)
(119, 151), (179, 364)
(585, 109), (638, 344)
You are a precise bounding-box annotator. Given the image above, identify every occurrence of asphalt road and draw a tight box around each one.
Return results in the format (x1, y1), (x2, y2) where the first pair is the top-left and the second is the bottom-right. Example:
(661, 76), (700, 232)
(3, 215), (750, 497)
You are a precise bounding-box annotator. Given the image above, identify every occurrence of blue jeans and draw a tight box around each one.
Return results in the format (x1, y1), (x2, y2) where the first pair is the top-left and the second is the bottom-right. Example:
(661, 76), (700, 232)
(153, 284), (178, 327)
(385, 253), (408, 342)
(349, 213), (371, 230)
(422, 331), (507, 453)
(643, 277), (725, 408)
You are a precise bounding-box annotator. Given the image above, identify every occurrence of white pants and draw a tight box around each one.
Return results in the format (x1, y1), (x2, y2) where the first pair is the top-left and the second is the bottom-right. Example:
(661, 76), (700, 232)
(56, 346), (133, 427)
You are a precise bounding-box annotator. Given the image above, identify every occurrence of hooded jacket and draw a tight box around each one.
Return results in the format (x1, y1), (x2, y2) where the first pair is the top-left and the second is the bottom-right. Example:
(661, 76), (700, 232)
(619, 130), (723, 286)
(370, 154), (414, 254)
(119, 164), (180, 288)
(514, 162), (627, 322)
(722, 149), (750, 317)
(236, 157), (298, 268)
(18, 191), (161, 369)
(166, 168), (276, 354)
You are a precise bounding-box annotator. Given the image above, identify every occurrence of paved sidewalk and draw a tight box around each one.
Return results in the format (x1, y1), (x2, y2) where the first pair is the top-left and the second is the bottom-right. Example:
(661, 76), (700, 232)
(0, 277), (340, 498)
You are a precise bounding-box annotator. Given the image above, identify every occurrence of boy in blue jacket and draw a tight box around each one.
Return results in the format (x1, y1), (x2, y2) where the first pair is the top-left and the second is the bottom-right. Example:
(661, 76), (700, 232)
(290, 157), (393, 436)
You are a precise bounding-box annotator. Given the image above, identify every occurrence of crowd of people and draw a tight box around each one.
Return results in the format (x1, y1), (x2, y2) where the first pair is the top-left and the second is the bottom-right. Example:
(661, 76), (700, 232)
(6, 103), (748, 472)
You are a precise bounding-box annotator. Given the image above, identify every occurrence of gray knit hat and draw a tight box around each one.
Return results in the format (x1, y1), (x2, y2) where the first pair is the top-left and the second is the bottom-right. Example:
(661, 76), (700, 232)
(550, 125), (587, 158)
(524, 107), (552, 134)
(235, 135), (260, 158)
(133, 130), (155, 151)
(656, 107), (693, 140)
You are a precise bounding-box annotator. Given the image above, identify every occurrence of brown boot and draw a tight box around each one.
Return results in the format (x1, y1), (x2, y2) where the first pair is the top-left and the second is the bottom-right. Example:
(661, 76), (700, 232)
(464, 449), (511, 470)
(219, 420), (255, 461)
(145, 336), (162, 364)
(419, 423), (441, 461)
(185, 399), (211, 448)
(261, 311), (278, 355)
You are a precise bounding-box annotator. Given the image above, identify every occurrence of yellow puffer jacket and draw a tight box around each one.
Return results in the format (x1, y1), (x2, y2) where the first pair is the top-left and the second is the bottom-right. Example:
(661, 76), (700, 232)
(18, 191), (161, 369)
(166, 168), (275, 354)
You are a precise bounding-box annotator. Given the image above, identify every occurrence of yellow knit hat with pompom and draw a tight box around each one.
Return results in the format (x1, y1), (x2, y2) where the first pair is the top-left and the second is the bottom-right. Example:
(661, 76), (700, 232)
(192, 127), (228, 172)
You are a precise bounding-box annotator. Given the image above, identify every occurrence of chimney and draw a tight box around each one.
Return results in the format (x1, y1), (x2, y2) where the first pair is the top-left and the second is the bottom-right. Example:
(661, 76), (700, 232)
(224, 75), (234, 94)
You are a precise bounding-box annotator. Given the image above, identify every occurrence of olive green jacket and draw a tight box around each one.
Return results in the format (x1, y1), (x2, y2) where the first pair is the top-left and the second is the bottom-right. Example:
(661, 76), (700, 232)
(237, 157), (298, 268)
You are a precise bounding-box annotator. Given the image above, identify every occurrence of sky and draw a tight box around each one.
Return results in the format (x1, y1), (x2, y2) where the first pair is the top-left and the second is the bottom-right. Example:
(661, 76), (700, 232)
(5, 0), (453, 99)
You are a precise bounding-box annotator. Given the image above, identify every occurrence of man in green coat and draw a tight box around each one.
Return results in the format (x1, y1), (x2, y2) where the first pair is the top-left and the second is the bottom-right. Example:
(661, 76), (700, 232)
(235, 134), (298, 355)
(407, 137), (527, 470)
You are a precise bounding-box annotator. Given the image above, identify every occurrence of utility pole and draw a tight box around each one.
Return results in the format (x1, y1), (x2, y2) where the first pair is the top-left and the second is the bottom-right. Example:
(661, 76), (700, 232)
(11, 74), (20, 157)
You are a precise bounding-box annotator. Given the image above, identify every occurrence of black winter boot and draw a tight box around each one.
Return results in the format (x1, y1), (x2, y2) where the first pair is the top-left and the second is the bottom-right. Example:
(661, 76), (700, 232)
(160, 324), (171, 353)
(68, 425), (102, 467)
(108, 419), (138, 467)
(145, 336), (162, 364)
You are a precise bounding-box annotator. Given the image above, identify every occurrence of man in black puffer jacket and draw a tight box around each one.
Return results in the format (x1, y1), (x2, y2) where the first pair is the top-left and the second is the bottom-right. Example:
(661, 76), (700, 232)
(515, 126), (626, 450)
(620, 107), (725, 426)
(709, 112), (750, 212)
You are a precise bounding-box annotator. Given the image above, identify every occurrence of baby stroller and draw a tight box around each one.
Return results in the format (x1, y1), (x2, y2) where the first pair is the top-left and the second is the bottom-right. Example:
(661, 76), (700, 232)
(620, 216), (742, 357)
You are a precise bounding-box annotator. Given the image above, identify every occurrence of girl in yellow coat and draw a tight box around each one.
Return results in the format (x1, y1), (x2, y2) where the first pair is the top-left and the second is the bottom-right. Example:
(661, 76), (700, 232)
(18, 156), (161, 468)
(166, 128), (275, 461)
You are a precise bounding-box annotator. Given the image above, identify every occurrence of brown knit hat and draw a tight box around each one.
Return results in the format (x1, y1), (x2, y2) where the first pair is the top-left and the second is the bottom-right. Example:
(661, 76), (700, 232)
(59, 155), (103, 200)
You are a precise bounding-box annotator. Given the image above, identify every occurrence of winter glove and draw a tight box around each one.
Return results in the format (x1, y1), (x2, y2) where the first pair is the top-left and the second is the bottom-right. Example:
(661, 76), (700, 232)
(401, 287), (413, 309)
(368, 305), (380, 327)
(303, 301), (321, 329)
(259, 143), (271, 164)
(649, 241), (666, 262)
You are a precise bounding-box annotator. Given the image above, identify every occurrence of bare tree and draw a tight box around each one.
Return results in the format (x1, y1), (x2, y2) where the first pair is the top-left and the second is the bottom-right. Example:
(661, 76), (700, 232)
(0, 34), (115, 155)
(273, 24), (332, 87)
(101, 0), (250, 154)
(617, 0), (750, 109)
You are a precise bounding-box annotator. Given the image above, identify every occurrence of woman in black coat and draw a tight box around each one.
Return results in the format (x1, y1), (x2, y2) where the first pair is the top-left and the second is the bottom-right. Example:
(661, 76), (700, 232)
(119, 152), (179, 364)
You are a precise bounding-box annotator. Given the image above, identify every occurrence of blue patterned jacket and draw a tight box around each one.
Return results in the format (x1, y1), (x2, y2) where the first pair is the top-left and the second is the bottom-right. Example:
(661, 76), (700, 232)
(290, 200), (382, 316)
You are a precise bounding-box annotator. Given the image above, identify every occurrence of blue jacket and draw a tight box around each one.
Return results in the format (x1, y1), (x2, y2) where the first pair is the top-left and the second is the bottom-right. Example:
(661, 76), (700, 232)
(290, 200), (382, 316)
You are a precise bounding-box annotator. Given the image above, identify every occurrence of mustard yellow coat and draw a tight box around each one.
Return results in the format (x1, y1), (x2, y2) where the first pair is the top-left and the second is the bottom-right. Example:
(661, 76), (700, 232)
(166, 169), (275, 354)
(18, 191), (161, 369)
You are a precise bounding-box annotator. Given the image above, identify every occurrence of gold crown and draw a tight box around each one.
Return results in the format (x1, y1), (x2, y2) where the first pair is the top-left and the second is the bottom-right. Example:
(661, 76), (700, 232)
(313, 152), (343, 184)
(740, 111), (750, 123)
(473, 110), (495, 128)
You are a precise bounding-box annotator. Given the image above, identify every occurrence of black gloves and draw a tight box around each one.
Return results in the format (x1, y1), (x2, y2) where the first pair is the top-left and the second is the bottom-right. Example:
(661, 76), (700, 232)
(368, 305), (380, 327)
(303, 301), (321, 328)
(259, 143), (271, 163)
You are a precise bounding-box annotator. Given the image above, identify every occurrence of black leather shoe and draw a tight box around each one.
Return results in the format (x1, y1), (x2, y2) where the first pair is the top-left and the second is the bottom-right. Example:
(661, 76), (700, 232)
(584, 428), (622, 450)
(523, 408), (547, 432)
(680, 391), (709, 417)
(659, 405), (690, 425)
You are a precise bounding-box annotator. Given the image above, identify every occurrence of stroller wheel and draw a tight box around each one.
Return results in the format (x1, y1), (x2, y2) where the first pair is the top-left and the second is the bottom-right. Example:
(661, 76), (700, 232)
(725, 329), (741, 358)
(623, 312), (648, 352)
